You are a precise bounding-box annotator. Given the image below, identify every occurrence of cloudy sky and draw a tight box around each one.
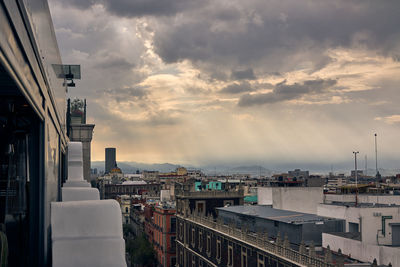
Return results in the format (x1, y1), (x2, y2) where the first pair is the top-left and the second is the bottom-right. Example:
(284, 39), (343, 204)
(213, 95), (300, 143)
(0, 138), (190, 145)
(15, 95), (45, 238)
(48, 0), (400, 170)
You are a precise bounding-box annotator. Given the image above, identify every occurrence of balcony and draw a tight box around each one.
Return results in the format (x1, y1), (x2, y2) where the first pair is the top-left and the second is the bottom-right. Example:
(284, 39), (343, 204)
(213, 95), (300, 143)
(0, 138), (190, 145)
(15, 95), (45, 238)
(51, 142), (127, 267)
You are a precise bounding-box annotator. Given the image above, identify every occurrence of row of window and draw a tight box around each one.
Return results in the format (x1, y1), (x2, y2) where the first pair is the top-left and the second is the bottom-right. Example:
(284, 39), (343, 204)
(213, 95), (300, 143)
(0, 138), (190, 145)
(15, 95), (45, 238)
(179, 245), (271, 267)
(153, 230), (176, 252)
(157, 253), (176, 267)
(153, 215), (176, 233)
(179, 250), (211, 267)
(106, 185), (159, 193)
(176, 199), (235, 217)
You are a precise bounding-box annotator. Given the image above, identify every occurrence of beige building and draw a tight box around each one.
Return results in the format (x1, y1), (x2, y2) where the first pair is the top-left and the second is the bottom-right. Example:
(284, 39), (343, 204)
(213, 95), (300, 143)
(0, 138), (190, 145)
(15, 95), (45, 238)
(176, 167), (187, 176)
(118, 195), (132, 225)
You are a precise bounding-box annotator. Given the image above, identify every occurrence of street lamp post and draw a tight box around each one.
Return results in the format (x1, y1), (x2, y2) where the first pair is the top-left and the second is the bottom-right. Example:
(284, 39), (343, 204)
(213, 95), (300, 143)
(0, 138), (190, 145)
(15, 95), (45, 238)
(353, 151), (359, 206)
(374, 133), (381, 179)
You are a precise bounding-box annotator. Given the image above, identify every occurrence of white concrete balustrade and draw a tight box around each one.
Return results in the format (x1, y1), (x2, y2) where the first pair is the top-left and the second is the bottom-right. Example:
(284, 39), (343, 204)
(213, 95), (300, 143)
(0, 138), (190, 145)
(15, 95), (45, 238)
(63, 142), (92, 189)
(61, 187), (100, 201)
(51, 141), (126, 267)
(51, 200), (126, 267)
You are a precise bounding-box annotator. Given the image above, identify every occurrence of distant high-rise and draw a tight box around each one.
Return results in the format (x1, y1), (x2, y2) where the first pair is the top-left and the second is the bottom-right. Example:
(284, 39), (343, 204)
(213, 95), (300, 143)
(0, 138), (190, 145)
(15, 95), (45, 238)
(105, 147), (116, 173)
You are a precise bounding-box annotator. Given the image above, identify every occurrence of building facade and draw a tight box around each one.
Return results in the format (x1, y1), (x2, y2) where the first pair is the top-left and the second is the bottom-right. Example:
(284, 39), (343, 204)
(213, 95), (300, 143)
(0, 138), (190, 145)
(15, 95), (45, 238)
(0, 1), (68, 265)
(153, 205), (177, 267)
(218, 206), (344, 246)
(175, 189), (338, 267)
(103, 183), (160, 199)
(176, 212), (338, 267)
(118, 195), (132, 225)
(319, 202), (400, 266)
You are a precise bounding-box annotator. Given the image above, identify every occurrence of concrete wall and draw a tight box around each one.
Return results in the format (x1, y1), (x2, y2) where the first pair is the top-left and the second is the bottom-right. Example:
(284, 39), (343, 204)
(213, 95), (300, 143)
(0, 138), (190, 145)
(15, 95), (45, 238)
(325, 194), (400, 205)
(302, 220), (344, 245)
(258, 187), (324, 214)
(318, 204), (400, 245)
(257, 187), (273, 205)
(318, 204), (360, 232)
(323, 233), (400, 266)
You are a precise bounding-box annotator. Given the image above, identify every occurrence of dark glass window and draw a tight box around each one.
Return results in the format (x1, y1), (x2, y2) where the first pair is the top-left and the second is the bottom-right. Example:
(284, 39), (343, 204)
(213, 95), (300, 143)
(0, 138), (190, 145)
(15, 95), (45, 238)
(171, 217), (176, 232)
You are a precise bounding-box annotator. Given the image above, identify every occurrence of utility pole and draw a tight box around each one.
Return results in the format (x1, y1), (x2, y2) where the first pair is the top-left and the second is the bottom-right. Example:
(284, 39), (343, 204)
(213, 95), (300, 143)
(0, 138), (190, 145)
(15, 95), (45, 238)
(374, 133), (381, 179)
(353, 151), (359, 206)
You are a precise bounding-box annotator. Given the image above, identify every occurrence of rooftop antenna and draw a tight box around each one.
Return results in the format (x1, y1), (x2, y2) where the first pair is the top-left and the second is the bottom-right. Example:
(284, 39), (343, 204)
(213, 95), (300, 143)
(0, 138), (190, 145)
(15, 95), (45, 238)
(374, 133), (381, 179)
(353, 151), (359, 206)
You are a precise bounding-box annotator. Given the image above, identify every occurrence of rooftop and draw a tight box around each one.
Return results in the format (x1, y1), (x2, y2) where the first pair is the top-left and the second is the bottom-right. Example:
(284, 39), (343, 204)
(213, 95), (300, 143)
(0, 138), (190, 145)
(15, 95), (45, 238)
(176, 189), (244, 199)
(217, 205), (339, 224)
(156, 202), (176, 210)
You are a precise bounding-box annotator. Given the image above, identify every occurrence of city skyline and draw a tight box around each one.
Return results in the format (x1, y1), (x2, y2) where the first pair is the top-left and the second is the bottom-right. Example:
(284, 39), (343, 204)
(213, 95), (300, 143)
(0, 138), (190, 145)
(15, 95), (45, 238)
(49, 0), (400, 167)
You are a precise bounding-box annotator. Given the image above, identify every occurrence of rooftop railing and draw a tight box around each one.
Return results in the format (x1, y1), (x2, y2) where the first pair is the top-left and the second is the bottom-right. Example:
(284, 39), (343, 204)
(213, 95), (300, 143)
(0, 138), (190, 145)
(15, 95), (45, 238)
(178, 211), (335, 267)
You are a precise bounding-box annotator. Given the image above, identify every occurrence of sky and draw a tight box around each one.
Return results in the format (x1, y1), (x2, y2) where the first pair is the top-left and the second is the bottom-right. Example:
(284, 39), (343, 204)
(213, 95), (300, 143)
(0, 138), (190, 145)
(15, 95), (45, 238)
(48, 0), (400, 170)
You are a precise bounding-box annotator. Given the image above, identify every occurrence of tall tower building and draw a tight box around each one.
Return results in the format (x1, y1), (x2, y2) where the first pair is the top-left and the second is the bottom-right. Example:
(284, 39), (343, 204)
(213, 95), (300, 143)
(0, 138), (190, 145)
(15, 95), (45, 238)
(105, 147), (116, 173)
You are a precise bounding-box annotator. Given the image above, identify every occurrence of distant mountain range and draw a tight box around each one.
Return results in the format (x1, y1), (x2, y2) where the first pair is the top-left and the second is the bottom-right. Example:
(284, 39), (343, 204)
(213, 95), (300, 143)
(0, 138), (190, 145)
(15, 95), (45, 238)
(91, 161), (183, 173)
(203, 165), (279, 177)
(91, 161), (274, 176)
(217, 165), (274, 176)
(91, 161), (400, 177)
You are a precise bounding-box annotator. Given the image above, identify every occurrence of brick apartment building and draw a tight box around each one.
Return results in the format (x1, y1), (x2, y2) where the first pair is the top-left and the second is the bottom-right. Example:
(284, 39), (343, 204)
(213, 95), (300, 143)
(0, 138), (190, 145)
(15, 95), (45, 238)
(131, 202), (177, 267)
(153, 205), (177, 267)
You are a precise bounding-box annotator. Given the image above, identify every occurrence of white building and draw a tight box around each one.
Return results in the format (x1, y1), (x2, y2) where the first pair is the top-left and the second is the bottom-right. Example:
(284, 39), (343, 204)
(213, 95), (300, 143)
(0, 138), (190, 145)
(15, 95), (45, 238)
(119, 195), (132, 225)
(257, 186), (324, 214)
(318, 202), (400, 266)
(324, 194), (400, 206)
(318, 203), (400, 245)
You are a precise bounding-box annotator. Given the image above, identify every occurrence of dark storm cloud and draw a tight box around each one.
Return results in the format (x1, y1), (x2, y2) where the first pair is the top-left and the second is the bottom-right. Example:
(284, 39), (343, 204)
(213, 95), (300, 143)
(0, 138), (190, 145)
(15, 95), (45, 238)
(61, 0), (201, 17)
(231, 68), (256, 80)
(152, 0), (400, 76)
(102, 0), (200, 17)
(238, 79), (337, 106)
(220, 81), (254, 94)
(61, 0), (96, 9)
(95, 55), (135, 70)
(57, 0), (400, 78)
